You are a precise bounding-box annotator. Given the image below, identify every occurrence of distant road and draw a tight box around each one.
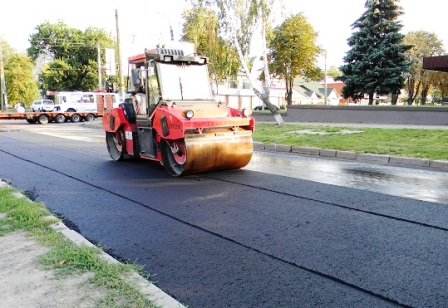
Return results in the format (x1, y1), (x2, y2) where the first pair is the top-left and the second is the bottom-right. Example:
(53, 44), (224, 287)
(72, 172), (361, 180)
(254, 105), (448, 126)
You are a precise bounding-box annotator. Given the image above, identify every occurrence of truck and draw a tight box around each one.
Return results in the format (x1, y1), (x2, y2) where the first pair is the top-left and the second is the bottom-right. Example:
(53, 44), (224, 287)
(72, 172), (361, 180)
(102, 47), (255, 176)
(0, 93), (117, 124)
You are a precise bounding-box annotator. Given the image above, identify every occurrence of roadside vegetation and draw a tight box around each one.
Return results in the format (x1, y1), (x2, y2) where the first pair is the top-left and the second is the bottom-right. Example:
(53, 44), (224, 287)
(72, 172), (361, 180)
(0, 183), (155, 308)
(253, 123), (448, 160)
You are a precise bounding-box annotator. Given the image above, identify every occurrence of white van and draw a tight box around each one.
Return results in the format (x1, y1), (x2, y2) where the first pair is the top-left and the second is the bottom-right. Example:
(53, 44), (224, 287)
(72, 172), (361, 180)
(31, 99), (55, 112)
(54, 91), (98, 112)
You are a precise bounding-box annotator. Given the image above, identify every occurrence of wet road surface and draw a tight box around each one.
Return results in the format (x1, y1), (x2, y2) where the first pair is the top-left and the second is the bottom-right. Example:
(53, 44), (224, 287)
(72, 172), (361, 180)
(247, 151), (448, 205)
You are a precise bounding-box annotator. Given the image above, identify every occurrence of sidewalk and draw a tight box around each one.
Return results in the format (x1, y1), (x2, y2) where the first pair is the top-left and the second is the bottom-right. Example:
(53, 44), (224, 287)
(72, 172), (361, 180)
(0, 180), (185, 308)
(285, 122), (448, 130)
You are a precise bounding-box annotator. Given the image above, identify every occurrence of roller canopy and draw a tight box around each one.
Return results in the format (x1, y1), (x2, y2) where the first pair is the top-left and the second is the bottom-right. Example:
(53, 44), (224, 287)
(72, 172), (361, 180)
(423, 55), (448, 72)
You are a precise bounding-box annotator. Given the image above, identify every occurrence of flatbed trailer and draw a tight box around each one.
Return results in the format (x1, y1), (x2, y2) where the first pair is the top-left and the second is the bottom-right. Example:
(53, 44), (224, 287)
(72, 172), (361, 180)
(0, 111), (101, 124)
(0, 94), (114, 124)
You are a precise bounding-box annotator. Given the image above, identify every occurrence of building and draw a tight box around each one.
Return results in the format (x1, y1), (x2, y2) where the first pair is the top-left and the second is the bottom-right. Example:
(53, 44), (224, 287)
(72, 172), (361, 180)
(214, 74), (347, 109)
(214, 75), (286, 110)
(292, 77), (341, 105)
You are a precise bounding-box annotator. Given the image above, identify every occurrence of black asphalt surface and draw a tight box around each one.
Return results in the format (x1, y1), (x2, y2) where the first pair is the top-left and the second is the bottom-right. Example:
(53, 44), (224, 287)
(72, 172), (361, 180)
(0, 122), (447, 307)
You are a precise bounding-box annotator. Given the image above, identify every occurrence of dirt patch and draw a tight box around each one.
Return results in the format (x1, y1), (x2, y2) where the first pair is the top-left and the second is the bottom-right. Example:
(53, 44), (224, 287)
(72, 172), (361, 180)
(287, 129), (364, 135)
(0, 230), (105, 307)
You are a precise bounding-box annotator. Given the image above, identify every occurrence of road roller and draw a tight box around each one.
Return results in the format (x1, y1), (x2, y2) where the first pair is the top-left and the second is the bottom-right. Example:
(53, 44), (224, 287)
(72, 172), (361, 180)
(102, 47), (255, 176)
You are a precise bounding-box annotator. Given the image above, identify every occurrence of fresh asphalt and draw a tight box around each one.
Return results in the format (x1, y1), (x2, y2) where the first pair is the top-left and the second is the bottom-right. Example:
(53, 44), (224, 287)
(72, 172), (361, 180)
(0, 119), (447, 307)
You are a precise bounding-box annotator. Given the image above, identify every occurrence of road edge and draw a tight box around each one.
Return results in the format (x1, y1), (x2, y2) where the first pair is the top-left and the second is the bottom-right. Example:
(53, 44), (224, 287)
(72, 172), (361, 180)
(254, 142), (448, 171)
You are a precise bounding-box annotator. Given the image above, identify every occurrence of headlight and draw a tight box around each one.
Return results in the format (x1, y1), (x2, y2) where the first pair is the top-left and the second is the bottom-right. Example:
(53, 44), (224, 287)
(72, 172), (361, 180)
(242, 108), (252, 117)
(185, 110), (194, 119)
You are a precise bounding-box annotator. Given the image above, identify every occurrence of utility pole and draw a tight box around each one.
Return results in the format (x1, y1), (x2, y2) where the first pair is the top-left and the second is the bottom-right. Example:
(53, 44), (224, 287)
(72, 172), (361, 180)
(97, 42), (102, 90)
(157, 12), (174, 41)
(324, 50), (328, 106)
(0, 44), (7, 111)
(115, 9), (125, 99)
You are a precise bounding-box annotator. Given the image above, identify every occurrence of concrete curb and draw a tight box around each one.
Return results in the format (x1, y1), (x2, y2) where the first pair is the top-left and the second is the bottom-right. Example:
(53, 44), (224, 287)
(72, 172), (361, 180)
(258, 143), (448, 171)
(430, 160), (448, 170)
(1, 180), (185, 308)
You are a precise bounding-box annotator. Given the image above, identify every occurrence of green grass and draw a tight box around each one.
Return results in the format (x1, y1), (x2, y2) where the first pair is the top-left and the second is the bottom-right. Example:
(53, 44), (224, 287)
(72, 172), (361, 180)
(253, 123), (448, 160)
(0, 184), (156, 308)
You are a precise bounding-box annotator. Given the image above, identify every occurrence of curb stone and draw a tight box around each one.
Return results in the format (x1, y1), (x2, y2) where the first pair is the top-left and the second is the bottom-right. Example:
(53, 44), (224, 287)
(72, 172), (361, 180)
(319, 149), (337, 158)
(389, 156), (430, 167)
(253, 141), (265, 151)
(264, 143), (291, 152)
(429, 160), (448, 170)
(356, 153), (390, 163)
(291, 146), (320, 156)
(336, 150), (357, 160)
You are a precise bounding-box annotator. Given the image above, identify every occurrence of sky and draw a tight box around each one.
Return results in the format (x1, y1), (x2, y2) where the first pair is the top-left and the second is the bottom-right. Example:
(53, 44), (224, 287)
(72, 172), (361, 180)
(1, 0), (446, 70)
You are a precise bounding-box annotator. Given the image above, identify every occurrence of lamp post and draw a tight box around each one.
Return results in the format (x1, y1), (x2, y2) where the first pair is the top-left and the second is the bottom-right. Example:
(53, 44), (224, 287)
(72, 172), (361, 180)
(157, 12), (174, 41)
(323, 50), (328, 106)
(115, 9), (125, 99)
(0, 44), (7, 111)
(97, 42), (102, 90)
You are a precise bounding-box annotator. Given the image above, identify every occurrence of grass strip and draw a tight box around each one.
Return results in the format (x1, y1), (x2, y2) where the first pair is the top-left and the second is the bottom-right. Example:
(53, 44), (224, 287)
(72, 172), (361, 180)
(253, 123), (448, 160)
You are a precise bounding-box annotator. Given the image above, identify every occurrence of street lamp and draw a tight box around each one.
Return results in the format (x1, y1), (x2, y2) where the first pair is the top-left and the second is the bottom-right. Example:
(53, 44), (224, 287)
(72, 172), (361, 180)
(157, 12), (174, 41)
(323, 50), (328, 106)
(0, 44), (8, 111)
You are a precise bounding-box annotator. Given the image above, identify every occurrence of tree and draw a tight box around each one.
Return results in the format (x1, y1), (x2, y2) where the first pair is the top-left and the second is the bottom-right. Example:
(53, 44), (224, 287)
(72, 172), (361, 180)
(5, 54), (39, 107)
(0, 40), (14, 110)
(327, 66), (343, 79)
(182, 6), (240, 80)
(432, 73), (448, 102)
(184, 0), (287, 124)
(340, 0), (411, 105)
(0, 40), (38, 108)
(213, 0), (284, 124)
(402, 31), (445, 105)
(269, 13), (321, 106)
(27, 21), (116, 92)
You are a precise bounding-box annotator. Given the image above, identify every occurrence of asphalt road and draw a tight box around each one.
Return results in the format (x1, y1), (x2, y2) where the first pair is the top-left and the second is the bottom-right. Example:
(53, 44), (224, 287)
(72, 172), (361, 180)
(0, 121), (447, 307)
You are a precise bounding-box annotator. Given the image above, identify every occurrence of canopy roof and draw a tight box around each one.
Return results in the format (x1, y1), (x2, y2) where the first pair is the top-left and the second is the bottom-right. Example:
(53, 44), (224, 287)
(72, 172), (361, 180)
(423, 55), (448, 72)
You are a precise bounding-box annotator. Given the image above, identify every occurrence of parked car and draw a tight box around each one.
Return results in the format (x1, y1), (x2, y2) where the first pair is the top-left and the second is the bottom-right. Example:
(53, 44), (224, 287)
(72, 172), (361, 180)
(254, 105), (280, 110)
(31, 99), (55, 112)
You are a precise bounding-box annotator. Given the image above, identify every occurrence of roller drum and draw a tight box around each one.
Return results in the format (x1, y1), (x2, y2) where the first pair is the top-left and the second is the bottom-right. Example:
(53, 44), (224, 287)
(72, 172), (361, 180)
(162, 131), (253, 176)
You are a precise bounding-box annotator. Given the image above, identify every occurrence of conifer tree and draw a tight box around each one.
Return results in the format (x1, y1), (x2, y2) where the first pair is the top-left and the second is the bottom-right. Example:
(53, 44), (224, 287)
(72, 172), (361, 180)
(340, 0), (411, 104)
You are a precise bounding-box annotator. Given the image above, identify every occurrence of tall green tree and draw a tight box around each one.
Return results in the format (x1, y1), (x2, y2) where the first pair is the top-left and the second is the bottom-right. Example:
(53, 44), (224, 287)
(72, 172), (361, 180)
(269, 13), (321, 106)
(27, 21), (116, 92)
(402, 31), (445, 105)
(5, 54), (39, 107)
(0, 40), (14, 110)
(340, 0), (411, 105)
(0, 40), (38, 108)
(182, 6), (240, 80)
